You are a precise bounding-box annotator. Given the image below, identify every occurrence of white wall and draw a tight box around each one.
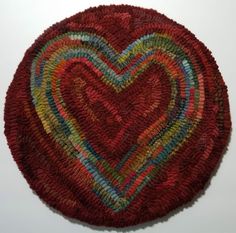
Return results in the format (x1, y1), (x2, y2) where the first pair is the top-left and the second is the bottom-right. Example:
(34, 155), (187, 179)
(0, 0), (235, 233)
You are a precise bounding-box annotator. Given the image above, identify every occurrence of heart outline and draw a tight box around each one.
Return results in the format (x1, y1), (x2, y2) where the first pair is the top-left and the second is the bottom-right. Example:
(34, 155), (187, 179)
(30, 31), (205, 211)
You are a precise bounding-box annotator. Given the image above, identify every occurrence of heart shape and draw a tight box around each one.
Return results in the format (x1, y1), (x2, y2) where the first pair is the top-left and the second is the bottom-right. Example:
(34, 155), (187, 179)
(30, 31), (205, 212)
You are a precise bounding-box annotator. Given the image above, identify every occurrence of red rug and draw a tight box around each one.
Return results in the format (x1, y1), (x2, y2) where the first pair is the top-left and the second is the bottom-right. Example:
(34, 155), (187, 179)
(4, 5), (231, 227)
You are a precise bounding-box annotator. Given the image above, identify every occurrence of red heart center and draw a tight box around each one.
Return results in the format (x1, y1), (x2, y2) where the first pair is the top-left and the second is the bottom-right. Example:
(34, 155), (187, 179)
(60, 60), (171, 162)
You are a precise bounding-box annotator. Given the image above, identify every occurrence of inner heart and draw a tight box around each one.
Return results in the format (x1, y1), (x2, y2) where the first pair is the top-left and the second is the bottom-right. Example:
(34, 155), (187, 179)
(30, 31), (204, 211)
(60, 61), (171, 160)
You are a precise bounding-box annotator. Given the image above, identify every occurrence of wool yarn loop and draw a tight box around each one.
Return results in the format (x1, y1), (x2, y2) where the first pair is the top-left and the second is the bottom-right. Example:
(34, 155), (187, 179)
(4, 5), (231, 228)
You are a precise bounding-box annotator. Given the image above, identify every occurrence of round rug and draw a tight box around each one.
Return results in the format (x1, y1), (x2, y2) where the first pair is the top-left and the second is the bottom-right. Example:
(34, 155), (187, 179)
(4, 5), (231, 228)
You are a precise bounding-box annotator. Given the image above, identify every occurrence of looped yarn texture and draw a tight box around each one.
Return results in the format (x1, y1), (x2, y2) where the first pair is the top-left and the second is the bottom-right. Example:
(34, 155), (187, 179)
(4, 5), (231, 228)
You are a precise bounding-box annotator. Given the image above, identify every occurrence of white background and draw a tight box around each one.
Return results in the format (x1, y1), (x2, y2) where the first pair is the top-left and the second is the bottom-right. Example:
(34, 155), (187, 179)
(0, 0), (236, 233)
